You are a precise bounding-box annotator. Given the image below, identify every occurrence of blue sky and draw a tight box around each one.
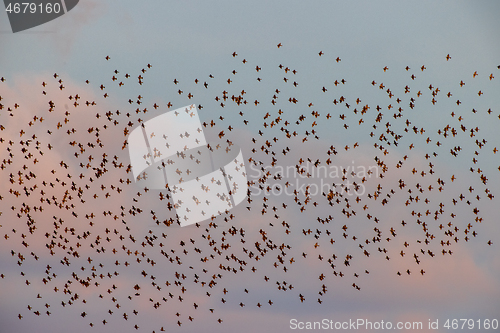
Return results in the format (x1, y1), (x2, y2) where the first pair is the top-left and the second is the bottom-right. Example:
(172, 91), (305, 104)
(1, 1), (499, 332)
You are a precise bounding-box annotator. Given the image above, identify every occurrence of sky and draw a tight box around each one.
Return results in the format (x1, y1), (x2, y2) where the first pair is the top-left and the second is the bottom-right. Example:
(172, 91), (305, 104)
(0, 1), (500, 332)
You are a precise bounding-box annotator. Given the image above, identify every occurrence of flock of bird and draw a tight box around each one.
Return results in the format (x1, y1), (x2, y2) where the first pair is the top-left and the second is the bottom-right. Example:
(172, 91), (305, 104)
(0, 45), (498, 331)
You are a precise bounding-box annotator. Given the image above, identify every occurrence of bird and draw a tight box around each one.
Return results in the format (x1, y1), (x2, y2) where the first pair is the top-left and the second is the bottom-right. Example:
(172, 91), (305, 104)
(0, 46), (496, 333)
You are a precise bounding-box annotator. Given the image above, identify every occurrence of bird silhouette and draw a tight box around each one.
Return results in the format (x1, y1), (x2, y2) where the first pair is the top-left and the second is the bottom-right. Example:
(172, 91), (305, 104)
(0, 48), (497, 332)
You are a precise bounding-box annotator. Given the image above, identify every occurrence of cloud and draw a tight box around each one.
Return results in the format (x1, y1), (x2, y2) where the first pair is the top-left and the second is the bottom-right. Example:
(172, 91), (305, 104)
(1, 41), (499, 333)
